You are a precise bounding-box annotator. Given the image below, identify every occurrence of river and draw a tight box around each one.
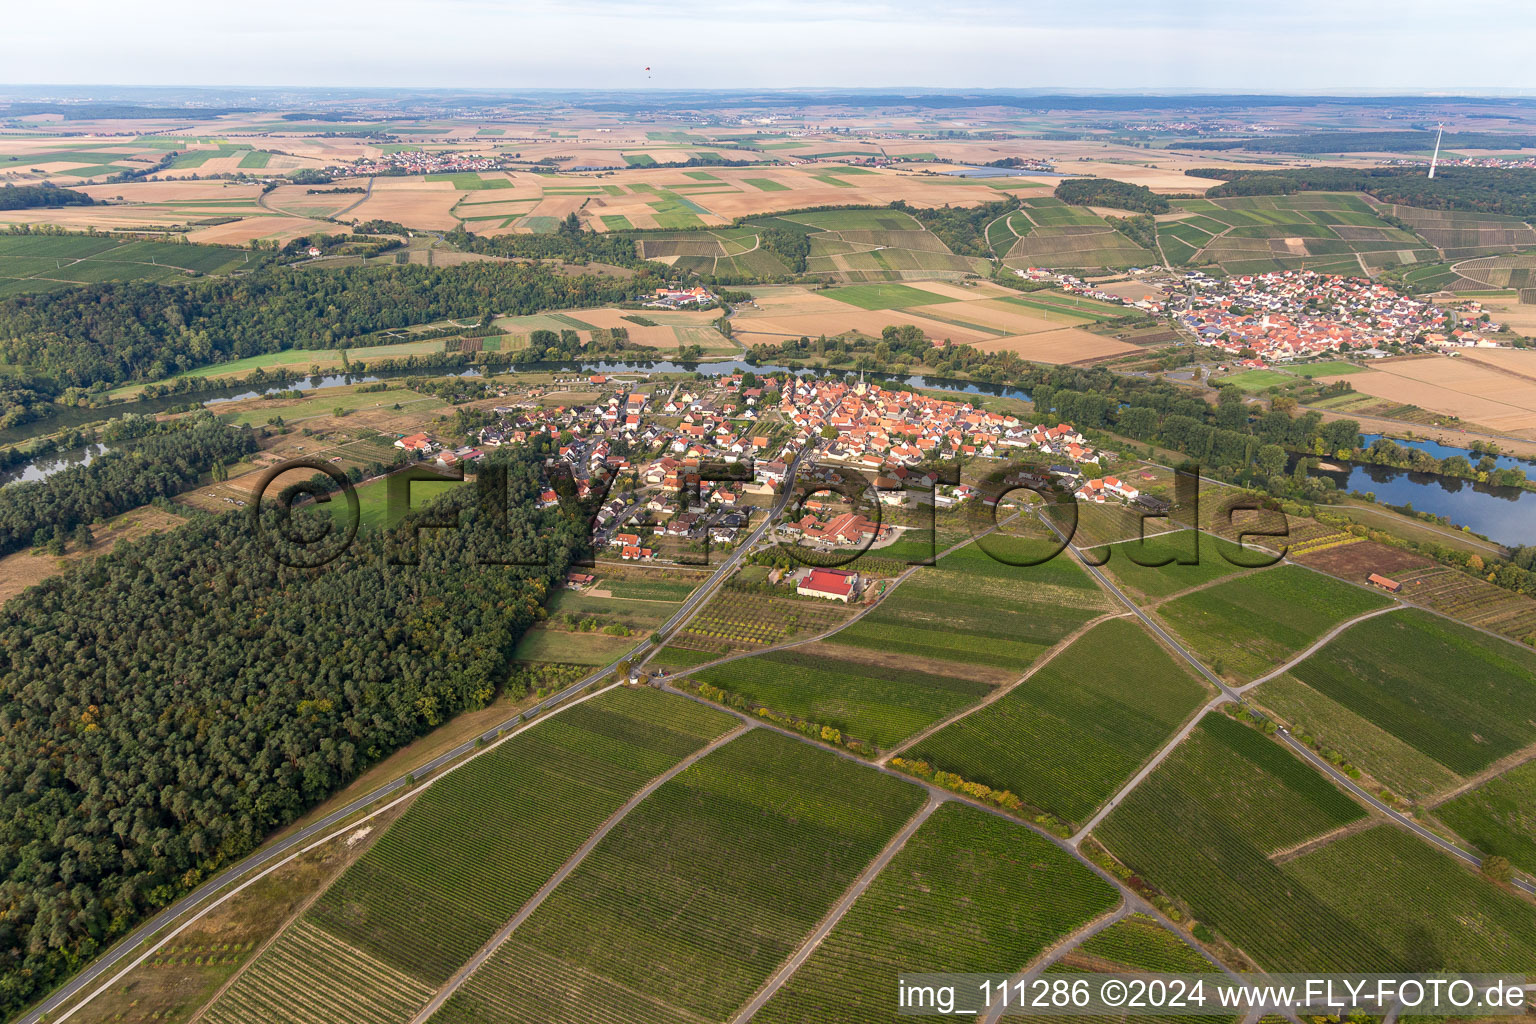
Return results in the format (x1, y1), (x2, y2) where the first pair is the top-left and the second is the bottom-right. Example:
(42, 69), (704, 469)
(6, 356), (1529, 547)
(1359, 433), (1535, 480)
(1310, 460), (1535, 548)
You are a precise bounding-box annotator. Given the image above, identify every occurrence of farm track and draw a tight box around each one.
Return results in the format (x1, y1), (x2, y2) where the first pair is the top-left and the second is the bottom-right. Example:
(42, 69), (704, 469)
(1234, 604), (1405, 693)
(19, 446), (814, 1024)
(731, 794), (944, 1023)
(876, 610), (1131, 766)
(658, 680), (1248, 990)
(1040, 507), (1536, 897)
(410, 724), (752, 1023)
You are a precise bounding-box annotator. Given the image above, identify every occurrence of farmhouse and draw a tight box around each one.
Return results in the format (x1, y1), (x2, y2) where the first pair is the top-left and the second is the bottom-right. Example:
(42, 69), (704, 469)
(796, 568), (858, 603)
(395, 432), (438, 453)
(1367, 573), (1402, 593)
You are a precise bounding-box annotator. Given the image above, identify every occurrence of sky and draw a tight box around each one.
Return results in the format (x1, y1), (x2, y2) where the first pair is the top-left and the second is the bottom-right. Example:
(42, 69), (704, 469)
(3, 0), (1535, 93)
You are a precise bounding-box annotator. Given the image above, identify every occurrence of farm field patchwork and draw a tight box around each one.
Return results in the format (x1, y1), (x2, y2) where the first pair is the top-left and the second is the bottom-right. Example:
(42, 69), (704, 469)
(905, 618), (1210, 824)
(1089, 529), (1273, 603)
(295, 687), (736, 986)
(434, 728), (927, 1024)
(1252, 673), (1461, 800)
(834, 536), (1111, 676)
(1285, 609), (1536, 777)
(752, 802), (1119, 1024)
(691, 642), (993, 749)
(1435, 760), (1536, 876)
(1156, 565), (1392, 682)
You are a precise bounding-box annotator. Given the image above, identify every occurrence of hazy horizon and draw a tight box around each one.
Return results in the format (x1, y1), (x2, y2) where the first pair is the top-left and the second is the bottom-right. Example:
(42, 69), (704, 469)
(4, 0), (1534, 94)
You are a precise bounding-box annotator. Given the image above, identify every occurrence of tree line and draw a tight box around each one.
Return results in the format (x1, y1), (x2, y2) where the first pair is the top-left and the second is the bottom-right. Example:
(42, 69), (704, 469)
(0, 445), (585, 1016)
(0, 412), (255, 557)
(0, 259), (661, 389)
(0, 183), (95, 211)
(1054, 178), (1171, 214)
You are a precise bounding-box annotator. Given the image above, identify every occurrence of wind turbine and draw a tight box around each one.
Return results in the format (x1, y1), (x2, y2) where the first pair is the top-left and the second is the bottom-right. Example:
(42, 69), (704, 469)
(1428, 123), (1445, 179)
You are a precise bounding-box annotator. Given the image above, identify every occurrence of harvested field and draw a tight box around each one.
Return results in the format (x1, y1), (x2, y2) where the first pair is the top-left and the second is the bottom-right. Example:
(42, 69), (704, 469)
(970, 327), (1140, 363)
(1334, 354), (1536, 436)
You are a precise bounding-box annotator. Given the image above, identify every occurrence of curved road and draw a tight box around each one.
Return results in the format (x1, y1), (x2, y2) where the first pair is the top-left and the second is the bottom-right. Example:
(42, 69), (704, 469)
(1040, 509), (1536, 897)
(19, 446), (810, 1024)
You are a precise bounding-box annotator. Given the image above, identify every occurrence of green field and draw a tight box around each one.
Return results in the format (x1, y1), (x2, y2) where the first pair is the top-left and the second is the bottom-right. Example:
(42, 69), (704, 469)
(1293, 360), (1365, 377)
(753, 802), (1119, 1024)
(1097, 714), (1370, 969)
(1158, 566), (1391, 682)
(907, 619), (1209, 824)
(217, 687), (736, 1018)
(1253, 673), (1460, 800)
(1287, 609), (1536, 777)
(0, 234), (251, 291)
(435, 729), (926, 1024)
(1073, 913), (1221, 974)
(1090, 530), (1272, 602)
(426, 172), (512, 190)
(1436, 760), (1536, 875)
(745, 178), (790, 191)
(1217, 370), (1297, 392)
(836, 537), (1109, 674)
(327, 472), (464, 533)
(693, 644), (991, 749)
(511, 627), (634, 666)
(786, 209), (923, 231)
(821, 283), (961, 310)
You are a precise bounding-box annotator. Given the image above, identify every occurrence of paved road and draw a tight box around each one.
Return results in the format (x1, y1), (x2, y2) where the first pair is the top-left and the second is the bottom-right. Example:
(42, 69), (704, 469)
(411, 725), (752, 1023)
(733, 795), (943, 1024)
(1039, 509), (1536, 896)
(21, 446), (810, 1024)
(1235, 604), (1403, 693)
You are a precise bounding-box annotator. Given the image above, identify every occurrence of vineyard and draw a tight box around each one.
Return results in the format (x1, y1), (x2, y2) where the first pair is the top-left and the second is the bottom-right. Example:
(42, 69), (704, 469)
(1095, 714), (1383, 972)
(1284, 530), (1365, 559)
(1387, 565), (1536, 643)
(692, 643), (991, 749)
(1156, 565), (1392, 682)
(1252, 673), (1461, 800)
(835, 538), (1110, 675)
(1047, 913), (1237, 1024)
(906, 619), (1209, 825)
(435, 729), (927, 1023)
(202, 920), (434, 1024)
(1088, 530), (1269, 603)
(671, 586), (855, 655)
(303, 687), (736, 984)
(1280, 826), (1536, 971)
(752, 802), (1120, 1024)
(1287, 609), (1536, 777)
(1435, 760), (1536, 877)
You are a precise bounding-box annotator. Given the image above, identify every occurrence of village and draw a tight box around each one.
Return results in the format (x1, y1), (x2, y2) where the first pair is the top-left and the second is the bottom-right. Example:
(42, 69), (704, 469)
(381, 367), (1154, 604)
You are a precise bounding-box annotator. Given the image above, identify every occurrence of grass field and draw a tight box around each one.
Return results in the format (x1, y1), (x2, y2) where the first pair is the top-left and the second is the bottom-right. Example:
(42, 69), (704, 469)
(1436, 760), (1536, 876)
(0, 234), (251, 292)
(1157, 566), (1391, 682)
(1218, 370), (1297, 392)
(1089, 530), (1272, 603)
(299, 687), (736, 987)
(435, 729), (926, 1024)
(906, 619), (1208, 824)
(753, 802), (1119, 1024)
(1287, 609), (1536, 777)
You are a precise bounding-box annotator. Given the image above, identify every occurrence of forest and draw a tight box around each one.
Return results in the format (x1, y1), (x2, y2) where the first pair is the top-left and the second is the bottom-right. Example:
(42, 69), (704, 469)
(0, 445), (586, 1017)
(1054, 178), (1171, 214)
(0, 413), (255, 557)
(0, 183), (95, 211)
(1190, 166), (1536, 220)
(0, 258), (661, 388)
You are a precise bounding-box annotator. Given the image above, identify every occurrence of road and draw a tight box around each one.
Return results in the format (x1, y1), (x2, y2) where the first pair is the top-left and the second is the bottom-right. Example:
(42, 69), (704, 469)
(1235, 604), (1403, 693)
(20, 444), (810, 1024)
(410, 725), (752, 1024)
(1039, 508), (1536, 897)
(732, 795), (943, 1024)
